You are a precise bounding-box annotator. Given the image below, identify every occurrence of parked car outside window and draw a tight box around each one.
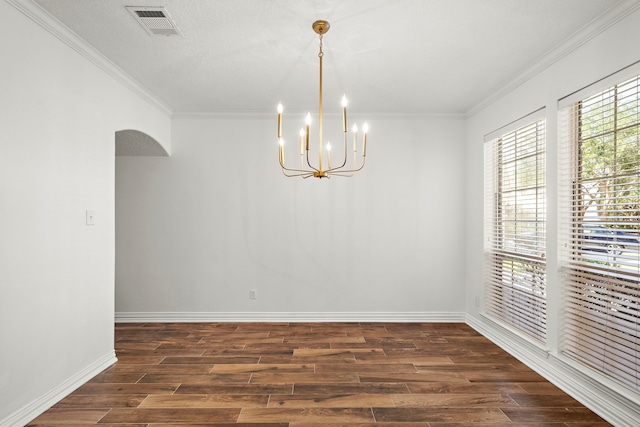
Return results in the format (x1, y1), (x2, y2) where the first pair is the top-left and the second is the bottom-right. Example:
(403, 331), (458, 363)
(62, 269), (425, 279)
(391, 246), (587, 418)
(582, 224), (640, 255)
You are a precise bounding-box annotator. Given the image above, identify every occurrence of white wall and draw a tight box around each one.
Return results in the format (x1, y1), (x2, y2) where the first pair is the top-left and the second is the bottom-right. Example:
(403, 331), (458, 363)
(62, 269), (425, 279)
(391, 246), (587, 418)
(116, 115), (466, 319)
(8, 0), (638, 423)
(464, 5), (640, 426)
(0, 1), (170, 425)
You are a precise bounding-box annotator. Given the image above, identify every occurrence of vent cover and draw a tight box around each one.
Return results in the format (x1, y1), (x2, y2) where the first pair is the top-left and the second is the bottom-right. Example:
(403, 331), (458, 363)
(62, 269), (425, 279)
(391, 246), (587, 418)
(126, 6), (182, 36)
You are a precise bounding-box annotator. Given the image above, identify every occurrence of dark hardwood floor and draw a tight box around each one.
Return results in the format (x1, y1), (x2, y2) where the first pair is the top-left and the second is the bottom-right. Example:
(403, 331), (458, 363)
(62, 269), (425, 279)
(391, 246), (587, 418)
(28, 322), (611, 426)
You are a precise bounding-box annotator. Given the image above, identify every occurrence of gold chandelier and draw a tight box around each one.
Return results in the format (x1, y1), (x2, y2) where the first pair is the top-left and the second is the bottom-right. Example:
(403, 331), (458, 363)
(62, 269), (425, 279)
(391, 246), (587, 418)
(276, 20), (368, 179)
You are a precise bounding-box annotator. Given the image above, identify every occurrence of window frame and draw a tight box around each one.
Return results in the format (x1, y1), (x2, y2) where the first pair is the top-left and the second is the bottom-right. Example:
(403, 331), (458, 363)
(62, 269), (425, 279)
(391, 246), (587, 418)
(484, 114), (548, 344)
(559, 73), (640, 392)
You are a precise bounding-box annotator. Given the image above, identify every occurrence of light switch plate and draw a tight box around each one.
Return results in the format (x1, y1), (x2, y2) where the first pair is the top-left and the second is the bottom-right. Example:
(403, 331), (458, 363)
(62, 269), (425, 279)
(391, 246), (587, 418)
(86, 210), (95, 225)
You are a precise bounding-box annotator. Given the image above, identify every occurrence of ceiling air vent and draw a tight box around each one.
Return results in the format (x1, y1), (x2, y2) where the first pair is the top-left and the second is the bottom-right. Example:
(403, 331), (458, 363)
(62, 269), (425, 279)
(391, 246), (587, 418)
(126, 6), (183, 36)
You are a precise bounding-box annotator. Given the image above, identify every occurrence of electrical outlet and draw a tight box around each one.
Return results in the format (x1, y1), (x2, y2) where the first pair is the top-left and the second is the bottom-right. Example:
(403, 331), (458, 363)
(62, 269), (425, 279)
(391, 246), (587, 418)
(250, 289), (257, 299)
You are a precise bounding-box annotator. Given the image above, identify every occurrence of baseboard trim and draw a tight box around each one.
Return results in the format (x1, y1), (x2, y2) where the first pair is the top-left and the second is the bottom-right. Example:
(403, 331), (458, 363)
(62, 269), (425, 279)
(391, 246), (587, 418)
(115, 311), (465, 323)
(0, 351), (117, 427)
(466, 313), (640, 427)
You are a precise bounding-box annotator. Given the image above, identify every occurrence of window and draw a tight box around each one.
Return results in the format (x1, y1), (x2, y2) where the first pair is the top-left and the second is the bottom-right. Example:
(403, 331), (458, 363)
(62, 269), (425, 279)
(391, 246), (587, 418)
(559, 74), (640, 391)
(484, 118), (547, 343)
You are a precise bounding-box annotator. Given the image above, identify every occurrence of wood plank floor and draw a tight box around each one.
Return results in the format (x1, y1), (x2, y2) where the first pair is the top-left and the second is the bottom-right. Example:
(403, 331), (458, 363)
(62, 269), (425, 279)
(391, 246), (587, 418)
(28, 322), (611, 426)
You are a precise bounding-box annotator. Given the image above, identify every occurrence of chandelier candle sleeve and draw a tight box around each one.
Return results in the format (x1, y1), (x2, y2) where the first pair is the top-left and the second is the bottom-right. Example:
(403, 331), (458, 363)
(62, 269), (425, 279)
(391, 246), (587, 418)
(305, 113), (311, 151)
(277, 103), (283, 139)
(299, 129), (305, 155)
(352, 124), (358, 152)
(363, 122), (368, 156)
(279, 138), (285, 165)
(342, 95), (348, 133)
(327, 142), (332, 169)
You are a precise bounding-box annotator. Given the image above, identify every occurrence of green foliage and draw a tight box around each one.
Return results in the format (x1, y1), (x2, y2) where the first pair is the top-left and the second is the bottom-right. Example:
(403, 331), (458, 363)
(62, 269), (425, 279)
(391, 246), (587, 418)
(579, 77), (640, 230)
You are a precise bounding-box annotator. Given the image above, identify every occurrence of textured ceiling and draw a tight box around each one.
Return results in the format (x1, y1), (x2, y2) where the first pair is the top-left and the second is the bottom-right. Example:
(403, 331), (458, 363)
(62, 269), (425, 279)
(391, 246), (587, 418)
(33, 0), (624, 115)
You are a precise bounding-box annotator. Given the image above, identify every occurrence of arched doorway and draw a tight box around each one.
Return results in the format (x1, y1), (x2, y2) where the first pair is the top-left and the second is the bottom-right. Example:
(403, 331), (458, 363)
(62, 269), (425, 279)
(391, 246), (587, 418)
(115, 129), (169, 157)
(115, 129), (169, 320)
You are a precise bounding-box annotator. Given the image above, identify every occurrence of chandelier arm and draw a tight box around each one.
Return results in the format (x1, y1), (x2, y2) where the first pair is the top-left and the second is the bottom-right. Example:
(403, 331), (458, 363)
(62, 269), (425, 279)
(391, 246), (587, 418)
(282, 166), (315, 175)
(325, 130), (349, 173)
(280, 151), (315, 175)
(305, 147), (320, 172)
(281, 163), (315, 174)
(327, 156), (366, 175)
(281, 167), (314, 178)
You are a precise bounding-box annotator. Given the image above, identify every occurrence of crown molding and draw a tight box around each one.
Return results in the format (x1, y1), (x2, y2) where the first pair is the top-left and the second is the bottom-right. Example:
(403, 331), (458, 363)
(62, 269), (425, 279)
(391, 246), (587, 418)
(6, 0), (172, 118)
(115, 311), (465, 323)
(9, 0), (638, 121)
(172, 111), (274, 120)
(172, 111), (466, 120)
(466, 0), (640, 117)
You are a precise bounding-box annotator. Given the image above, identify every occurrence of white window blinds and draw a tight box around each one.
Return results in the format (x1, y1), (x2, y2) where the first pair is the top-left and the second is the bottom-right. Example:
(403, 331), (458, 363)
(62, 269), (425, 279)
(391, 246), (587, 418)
(559, 74), (640, 391)
(484, 118), (547, 343)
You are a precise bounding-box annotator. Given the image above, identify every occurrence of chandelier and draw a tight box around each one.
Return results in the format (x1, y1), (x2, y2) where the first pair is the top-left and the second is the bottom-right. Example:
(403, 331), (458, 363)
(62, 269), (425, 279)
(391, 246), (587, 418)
(276, 20), (368, 179)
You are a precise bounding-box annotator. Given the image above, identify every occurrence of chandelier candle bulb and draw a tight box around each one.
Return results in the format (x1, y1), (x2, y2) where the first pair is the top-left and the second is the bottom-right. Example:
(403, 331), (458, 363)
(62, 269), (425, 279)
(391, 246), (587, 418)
(277, 103), (283, 139)
(342, 95), (348, 132)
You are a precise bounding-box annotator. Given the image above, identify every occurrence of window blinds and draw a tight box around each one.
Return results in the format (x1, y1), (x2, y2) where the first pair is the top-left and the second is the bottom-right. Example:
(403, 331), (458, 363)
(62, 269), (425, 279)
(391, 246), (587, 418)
(485, 119), (547, 343)
(559, 75), (640, 391)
